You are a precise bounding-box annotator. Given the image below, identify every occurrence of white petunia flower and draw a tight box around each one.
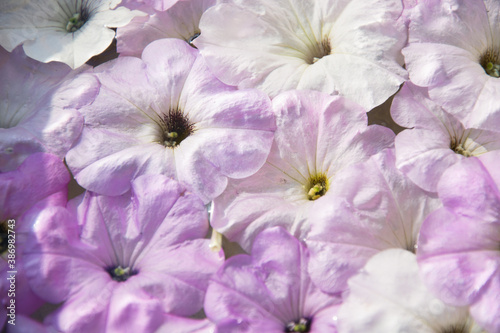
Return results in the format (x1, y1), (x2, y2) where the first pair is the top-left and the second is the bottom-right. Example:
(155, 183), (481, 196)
(0, 0), (145, 68)
(195, 0), (408, 110)
(338, 249), (487, 333)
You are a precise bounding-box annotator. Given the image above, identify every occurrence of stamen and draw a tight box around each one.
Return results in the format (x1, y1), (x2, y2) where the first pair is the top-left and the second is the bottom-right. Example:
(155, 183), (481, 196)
(480, 48), (500, 78)
(305, 173), (328, 200)
(66, 13), (85, 32)
(285, 318), (311, 332)
(309, 37), (331, 64)
(159, 108), (195, 148)
(450, 138), (472, 157)
(107, 265), (136, 282)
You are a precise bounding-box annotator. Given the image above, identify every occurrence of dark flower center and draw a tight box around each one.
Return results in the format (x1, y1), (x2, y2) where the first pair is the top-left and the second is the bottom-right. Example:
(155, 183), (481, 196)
(305, 173), (329, 200)
(65, 6), (91, 32)
(159, 108), (195, 148)
(441, 323), (469, 333)
(106, 265), (137, 282)
(308, 37), (331, 64)
(0, 221), (8, 254)
(480, 48), (500, 77)
(188, 32), (201, 49)
(450, 138), (472, 157)
(285, 318), (311, 332)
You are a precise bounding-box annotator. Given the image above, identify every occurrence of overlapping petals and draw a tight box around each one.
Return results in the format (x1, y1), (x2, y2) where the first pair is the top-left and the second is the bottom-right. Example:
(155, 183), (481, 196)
(0, 0), (145, 68)
(338, 249), (485, 333)
(305, 149), (440, 295)
(205, 227), (339, 333)
(23, 175), (223, 333)
(117, 0), (215, 57)
(0, 153), (70, 329)
(403, 0), (500, 131)
(417, 152), (500, 332)
(0, 47), (95, 172)
(66, 38), (275, 202)
(392, 82), (500, 193)
(195, 0), (407, 110)
(212, 90), (394, 251)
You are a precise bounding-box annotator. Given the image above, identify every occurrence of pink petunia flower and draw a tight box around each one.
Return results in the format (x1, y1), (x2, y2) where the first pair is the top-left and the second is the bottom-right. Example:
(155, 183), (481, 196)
(66, 38), (275, 202)
(417, 151), (500, 332)
(205, 227), (339, 333)
(403, 0), (500, 132)
(0, 46), (93, 172)
(23, 175), (224, 333)
(0, 153), (70, 330)
(212, 90), (394, 251)
(117, 0), (216, 57)
(392, 82), (500, 193)
(305, 148), (440, 295)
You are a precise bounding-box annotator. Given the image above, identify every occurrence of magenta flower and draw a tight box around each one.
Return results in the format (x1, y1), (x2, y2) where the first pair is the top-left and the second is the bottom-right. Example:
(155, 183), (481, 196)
(392, 82), (500, 193)
(0, 153), (70, 329)
(212, 90), (394, 251)
(403, 0), (500, 131)
(66, 38), (275, 203)
(338, 249), (486, 333)
(305, 149), (440, 295)
(417, 152), (500, 332)
(117, 0), (216, 57)
(205, 227), (339, 333)
(0, 47), (93, 172)
(23, 175), (224, 333)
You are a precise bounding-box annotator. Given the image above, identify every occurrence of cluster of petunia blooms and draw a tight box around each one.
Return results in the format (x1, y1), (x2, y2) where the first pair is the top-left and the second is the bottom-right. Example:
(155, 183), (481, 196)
(1, 0), (500, 332)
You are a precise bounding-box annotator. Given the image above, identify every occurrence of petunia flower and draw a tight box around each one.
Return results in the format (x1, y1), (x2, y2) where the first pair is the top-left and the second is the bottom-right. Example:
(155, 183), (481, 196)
(0, 0), (145, 68)
(391, 82), (500, 193)
(417, 152), (500, 332)
(66, 38), (275, 203)
(205, 227), (339, 333)
(194, 0), (408, 110)
(338, 249), (486, 333)
(117, 0), (215, 57)
(23, 175), (224, 333)
(0, 46), (95, 172)
(0, 153), (70, 330)
(403, 0), (500, 132)
(305, 148), (440, 295)
(211, 90), (394, 251)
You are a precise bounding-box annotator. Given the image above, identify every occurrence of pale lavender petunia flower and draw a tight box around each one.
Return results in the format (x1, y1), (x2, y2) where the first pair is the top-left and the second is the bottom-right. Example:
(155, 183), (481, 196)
(0, 0), (145, 68)
(0, 46), (96, 172)
(66, 38), (275, 203)
(417, 151), (500, 332)
(195, 0), (408, 110)
(338, 249), (486, 333)
(205, 227), (339, 333)
(403, 0), (500, 131)
(392, 82), (500, 193)
(0, 153), (70, 330)
(23, 175), (224, 333)
(117, 0), (215, 57)
(211, 90), (394, 251)
(305, 148), (440, 295)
